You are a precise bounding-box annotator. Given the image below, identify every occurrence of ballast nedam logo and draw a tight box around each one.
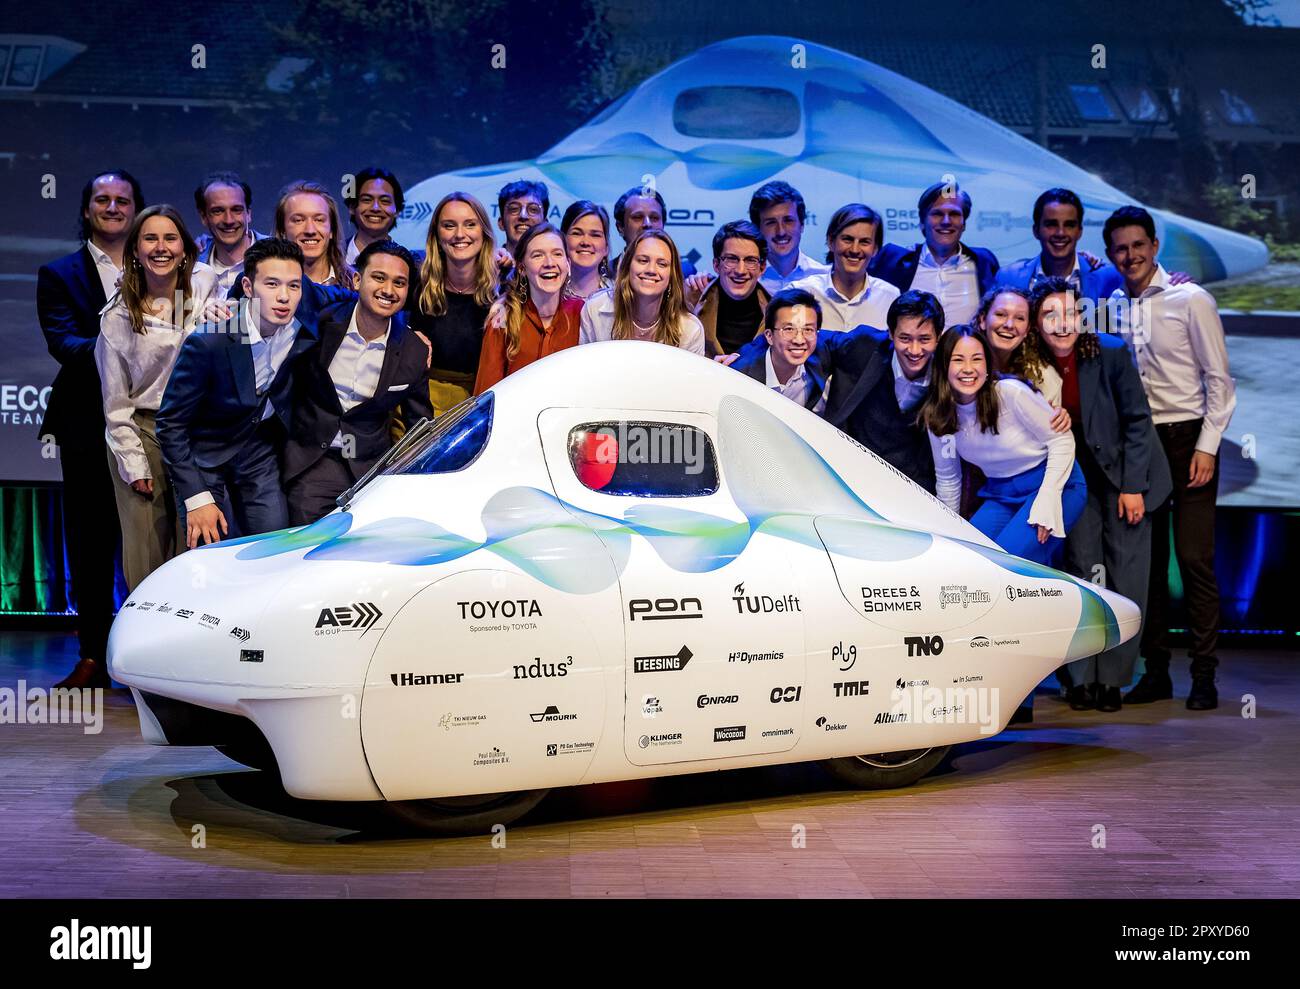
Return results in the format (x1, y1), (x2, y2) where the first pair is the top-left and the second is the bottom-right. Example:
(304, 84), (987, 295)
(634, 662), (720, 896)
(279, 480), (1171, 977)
(939, 584), (992, 610)
(697, 693), (738, 708)
(49, 919), (150, 969)
(634, 646), (693, 673)
(391, 672), (464, 686)
(629, 597), (703, 621)
(861, 585), (921, 613)
(1, 682), (102, 735)
(457, 599), (542, 620)
(315, 602), (382, 634)
(1006, 585), (1064, 602)
(512, 656), (574, 680)
(732, 583), (801, 614)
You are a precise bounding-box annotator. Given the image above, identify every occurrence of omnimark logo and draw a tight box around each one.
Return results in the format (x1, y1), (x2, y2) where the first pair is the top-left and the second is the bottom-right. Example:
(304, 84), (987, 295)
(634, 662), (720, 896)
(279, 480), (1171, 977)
(316, 602), (383, 634)
(634, 646), (692, 673)
(49, 919), (151, 969)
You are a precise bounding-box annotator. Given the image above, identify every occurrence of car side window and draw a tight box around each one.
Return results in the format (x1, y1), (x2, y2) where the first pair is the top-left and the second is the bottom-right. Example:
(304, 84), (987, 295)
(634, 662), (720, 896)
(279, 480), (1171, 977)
(568, 421), (719, 497)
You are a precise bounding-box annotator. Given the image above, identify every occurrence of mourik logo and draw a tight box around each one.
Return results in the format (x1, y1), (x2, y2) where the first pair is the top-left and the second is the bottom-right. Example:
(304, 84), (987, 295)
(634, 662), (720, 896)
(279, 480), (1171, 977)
(530, 705), (578, 723)
(316, 602), (382, 634)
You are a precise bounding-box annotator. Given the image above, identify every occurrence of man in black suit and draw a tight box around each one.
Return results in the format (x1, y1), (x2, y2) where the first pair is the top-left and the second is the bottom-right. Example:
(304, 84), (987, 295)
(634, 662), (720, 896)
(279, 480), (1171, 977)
(158, 238), (318, 547)
(36, 169), (143, 688)
(729, 288), (828, 411)
(284, 240), (434, 525)
(724, 290), (945, 493)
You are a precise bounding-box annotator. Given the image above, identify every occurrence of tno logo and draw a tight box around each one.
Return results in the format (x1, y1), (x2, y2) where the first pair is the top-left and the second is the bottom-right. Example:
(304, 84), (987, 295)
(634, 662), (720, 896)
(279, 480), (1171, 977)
(628, 597), (703, 621)
(769, 686), (802, 703)
(904, 635), (944, 657)
(732, 583), (801, 614)
(316, 602), (383, 633)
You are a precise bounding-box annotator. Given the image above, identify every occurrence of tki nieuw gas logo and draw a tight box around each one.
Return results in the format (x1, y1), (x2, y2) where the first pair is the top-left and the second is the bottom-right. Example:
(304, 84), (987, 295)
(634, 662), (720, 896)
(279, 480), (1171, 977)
(732, 583), (800, 614)
(315, 602), (383, 635)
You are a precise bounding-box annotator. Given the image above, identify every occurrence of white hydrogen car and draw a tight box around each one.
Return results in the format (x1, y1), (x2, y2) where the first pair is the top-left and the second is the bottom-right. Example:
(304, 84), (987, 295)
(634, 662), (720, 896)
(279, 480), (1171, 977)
(394, 35), (1267, 282)
(109, 343), (1139, 832)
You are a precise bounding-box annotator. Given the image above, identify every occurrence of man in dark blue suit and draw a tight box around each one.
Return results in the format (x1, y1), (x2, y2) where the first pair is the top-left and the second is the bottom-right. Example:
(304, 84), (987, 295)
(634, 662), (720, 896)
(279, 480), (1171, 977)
(869, 181), (998, 328)
(36, 169), (144, 688)
(1032, 278), (1172, 712)
(729, 289), (828, 411)
(996, 188), (1122, 330)
(284, 240), (434, 525)
(158, 238), (318, 547)
(726, 290), (945, 493)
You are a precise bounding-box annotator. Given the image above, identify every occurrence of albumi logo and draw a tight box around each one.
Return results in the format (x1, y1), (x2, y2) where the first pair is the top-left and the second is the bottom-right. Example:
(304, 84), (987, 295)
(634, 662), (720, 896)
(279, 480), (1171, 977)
(732, 583), (800, 614)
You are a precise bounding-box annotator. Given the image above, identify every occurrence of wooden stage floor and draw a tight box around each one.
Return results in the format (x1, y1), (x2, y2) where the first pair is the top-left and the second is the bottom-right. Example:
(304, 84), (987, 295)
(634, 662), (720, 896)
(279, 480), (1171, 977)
(2, 630), (1297, 898)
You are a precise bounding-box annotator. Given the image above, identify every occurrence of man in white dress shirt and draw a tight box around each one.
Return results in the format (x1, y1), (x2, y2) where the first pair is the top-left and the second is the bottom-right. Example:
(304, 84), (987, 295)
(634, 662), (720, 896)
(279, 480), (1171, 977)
(1104, 206), (1237, 711)
(791, 203), (900, 330)
(343, 167), (403, 266)
(728, 288), (828, 411)
(750, 181), (830, 295)
(194, 172), (268, 297)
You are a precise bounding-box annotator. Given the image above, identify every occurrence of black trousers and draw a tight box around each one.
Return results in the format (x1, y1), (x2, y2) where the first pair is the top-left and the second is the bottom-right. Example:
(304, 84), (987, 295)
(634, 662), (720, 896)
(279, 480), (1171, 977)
(285, 449), (356, 527)
(1141, 419), (1220, 677)
(177, 420), (288, 540)
(59, 432), (121, 660)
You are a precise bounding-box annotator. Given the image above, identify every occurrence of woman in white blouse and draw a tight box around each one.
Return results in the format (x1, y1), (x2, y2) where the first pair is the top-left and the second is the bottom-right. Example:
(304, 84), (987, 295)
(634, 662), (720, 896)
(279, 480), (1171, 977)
(919, 325), (1086, 566)
(579, 230), (705, 354)
(976, 286), (1064, 406)
(96, 204), (215, 589)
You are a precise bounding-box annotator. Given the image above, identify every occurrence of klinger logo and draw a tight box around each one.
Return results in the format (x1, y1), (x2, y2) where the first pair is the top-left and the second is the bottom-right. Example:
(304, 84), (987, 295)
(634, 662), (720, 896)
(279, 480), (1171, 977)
(628, 597), (703, 621)
(316, 603), (383, 633)
(904, 634), (944, 657)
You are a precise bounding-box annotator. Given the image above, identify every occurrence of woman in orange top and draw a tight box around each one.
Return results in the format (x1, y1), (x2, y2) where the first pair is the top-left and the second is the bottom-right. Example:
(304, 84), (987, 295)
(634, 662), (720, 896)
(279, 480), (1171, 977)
(474, 223), (582, 393)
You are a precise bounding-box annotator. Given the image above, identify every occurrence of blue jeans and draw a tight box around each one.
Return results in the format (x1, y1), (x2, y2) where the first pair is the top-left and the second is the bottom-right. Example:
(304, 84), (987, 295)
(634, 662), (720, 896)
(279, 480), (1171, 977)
(973, 460), (1087, 565)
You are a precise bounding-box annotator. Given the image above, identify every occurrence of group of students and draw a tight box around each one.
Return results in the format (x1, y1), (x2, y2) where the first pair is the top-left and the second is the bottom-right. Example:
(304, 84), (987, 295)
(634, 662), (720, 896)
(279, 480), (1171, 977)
(37, 167), (1236, 726)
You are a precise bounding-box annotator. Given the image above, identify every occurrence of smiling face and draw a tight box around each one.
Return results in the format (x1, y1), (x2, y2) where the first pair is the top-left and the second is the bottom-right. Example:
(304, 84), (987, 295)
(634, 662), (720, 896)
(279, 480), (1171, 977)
(829, 221), (878, 279)
(134, 215), (184, 282)
(355, 178), (398, 237)
(757, 201), (803, 264)
(891, 315), (939, 380)
(201, 183), (249, 251)
(1035, 200), (1083, 263)
(357, 252), (409, 321)
(282, 192), (331, 263)
(947, 334), (988, 402)
(565, 214), (608, 274)
(499, 194), (544, 247)
(1106, 224), (1160, 289)
(85, 175), (137, 244)
(242, 257), (303, 331)
(980, 291), (1031, 361)
(713, 236), (763, 300)
(1036, 291), (1081, 358)
(923, 195), (966, 255)
(619, 195), (665, 244)
(628, 236), (672, 302)
(523, 231), (569, 296)
(437, 199), (484, 264)
(764, 303), (818, 369)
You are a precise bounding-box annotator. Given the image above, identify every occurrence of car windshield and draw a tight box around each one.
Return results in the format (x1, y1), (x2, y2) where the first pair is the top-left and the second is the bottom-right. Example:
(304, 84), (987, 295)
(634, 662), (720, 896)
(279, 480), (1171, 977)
(385, 392), (494, 476)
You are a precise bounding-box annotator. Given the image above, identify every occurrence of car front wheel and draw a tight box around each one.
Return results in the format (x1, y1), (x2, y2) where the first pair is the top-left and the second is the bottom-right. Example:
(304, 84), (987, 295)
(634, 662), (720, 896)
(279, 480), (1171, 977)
(822, 746), (950, 790)
(382, 788), (551, 835)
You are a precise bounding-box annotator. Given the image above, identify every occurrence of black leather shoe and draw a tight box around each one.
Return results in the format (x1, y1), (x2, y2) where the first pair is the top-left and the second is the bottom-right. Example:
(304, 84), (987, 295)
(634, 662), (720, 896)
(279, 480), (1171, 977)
(1123, 671), (1173, 704)
(1187, 675), (1218, 711)
(1068, 684), (1095, 710)
(1008, 705), (1033, 725)
(55, 657), (109, 689)
(1096, 686), (1122, 713)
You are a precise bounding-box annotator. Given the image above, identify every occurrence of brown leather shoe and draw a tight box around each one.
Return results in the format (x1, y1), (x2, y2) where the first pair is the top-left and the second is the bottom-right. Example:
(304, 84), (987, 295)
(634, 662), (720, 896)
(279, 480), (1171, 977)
(54, 658), (110, 689)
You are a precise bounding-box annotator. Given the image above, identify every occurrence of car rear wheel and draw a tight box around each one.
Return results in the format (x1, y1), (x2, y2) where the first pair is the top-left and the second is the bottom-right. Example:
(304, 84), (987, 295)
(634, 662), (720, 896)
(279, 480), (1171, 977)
(822, 745), (950, 790)
(382, 788), (551, 835)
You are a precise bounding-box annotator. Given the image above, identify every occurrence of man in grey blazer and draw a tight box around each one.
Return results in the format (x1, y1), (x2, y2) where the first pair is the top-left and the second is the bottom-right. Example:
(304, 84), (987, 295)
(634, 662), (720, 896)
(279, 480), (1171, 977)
(1031, 278), (1172, 712)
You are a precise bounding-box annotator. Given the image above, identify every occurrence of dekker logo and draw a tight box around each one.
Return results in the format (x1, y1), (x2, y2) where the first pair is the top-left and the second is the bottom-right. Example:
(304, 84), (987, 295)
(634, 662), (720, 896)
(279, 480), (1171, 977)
(315, 602), (382, 634)
(815, 716), (847, 732)
(634, 646), (692, 673)
(628, 597), (703, 621)
(732, 583), (801, 614)
(391, 672), (464, 686)
(713, 725), (746, 742)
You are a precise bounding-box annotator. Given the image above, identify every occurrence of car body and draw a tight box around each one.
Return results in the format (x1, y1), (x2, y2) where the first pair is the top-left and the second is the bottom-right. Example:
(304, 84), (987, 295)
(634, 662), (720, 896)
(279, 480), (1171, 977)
(109, 342), (1139, 825)
(393, 35), (1267, 282)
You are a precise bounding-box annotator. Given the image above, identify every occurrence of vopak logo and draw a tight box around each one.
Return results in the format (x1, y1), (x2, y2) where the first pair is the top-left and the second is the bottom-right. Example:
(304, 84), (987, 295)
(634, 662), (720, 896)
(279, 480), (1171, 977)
(512, 656), (574, 680)
(228, 626), (251, 642)
(732, 583), (800, 614)
(832, 680), (870, 697)
(530, 705), (577, 723)
(628, 597), (703, 621)
(457, 599), (542, 620)
(641, 695), (663, 718)
(697, 693), (739, 708)
(391, 672), (464, 686)
(713, 725), (746, 742)
(904, 634), (944, 657)
(633, 646), (692, 673)
(316, 602), (383, 634)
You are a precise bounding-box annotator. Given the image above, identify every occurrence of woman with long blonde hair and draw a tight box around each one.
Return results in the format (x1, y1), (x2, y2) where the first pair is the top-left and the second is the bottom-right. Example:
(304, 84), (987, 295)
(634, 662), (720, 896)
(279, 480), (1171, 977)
(474, 223), (582, 393)
(412, 192), (501, 413)
(578, 229), (704, 353)
(95, 204), (215, 589)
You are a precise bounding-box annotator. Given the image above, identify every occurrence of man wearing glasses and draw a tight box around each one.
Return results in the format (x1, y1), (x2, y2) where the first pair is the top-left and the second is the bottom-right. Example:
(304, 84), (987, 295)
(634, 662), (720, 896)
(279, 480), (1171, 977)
(496, 180), (549, 252)
(686, 220), (772, 356)
(729, 288), (828, 411)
